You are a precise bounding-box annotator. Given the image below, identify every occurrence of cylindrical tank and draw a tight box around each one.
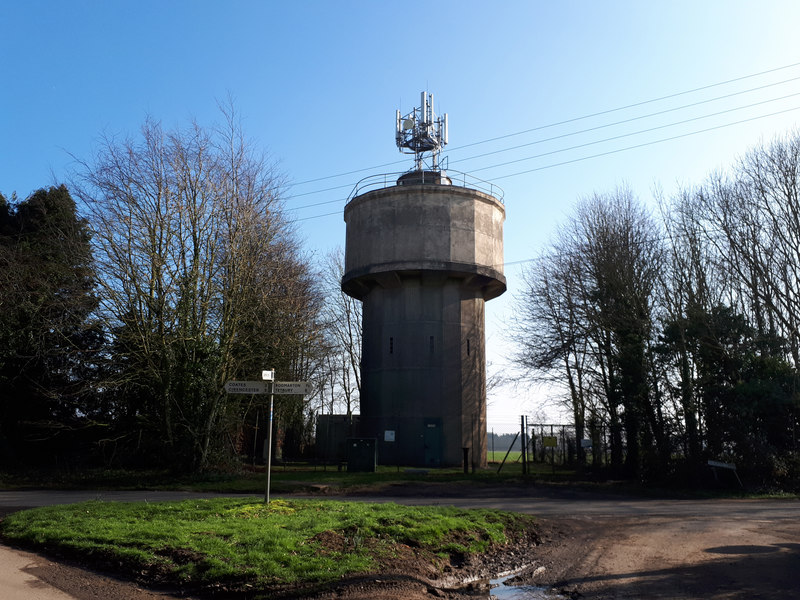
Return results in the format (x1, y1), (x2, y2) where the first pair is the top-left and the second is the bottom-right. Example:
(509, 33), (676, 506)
(342, 174), (505, 468)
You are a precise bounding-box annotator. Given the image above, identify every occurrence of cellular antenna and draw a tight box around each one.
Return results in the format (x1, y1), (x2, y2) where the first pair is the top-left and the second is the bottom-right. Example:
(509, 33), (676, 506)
(395, 91), (448, 172)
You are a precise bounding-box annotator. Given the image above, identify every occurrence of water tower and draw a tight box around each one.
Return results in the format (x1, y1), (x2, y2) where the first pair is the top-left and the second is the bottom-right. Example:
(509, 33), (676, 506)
(342, 92), (505, 468)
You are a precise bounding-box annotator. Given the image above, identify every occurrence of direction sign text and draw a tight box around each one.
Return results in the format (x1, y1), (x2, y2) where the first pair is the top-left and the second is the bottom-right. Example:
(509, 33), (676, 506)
(273, 381), (312, 395)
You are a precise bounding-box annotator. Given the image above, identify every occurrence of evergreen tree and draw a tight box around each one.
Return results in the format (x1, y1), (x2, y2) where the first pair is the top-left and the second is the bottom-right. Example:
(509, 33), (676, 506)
(0, 186), (100, 463)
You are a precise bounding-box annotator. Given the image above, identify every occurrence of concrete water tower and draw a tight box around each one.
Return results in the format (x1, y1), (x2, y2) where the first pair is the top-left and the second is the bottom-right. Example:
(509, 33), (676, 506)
(342, 92), (505, 469)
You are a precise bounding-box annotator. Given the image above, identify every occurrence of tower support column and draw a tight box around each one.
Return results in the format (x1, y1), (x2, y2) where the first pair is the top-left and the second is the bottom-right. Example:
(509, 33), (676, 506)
(342, 180), (505, 469)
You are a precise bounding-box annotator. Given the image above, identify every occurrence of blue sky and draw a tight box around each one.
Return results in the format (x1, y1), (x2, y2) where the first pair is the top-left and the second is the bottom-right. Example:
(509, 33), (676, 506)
(3, 1), (800, 430)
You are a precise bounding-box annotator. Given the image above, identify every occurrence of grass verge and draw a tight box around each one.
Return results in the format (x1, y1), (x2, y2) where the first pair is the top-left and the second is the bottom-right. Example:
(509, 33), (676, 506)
(0, 463), (571, 494)
(0, 497), (535, 597)
(3, 462), (784, 497)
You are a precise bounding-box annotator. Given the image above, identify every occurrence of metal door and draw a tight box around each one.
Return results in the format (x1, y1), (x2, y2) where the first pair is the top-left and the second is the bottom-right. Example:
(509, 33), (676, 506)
(423, 419), (442, 467)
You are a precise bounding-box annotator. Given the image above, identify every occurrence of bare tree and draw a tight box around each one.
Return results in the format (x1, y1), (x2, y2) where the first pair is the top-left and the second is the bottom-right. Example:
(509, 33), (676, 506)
(74, 106), (318, 469)
(514, 187), (665, 476)
(319, 247), (361, 416)
(656, 186), (732, 467)
(513, 246), (591, 465)
(732, 131), (800, 363)
(513, 133), (800, 487)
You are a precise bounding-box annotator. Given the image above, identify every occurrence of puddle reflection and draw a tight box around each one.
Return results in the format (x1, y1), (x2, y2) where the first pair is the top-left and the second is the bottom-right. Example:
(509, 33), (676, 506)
(486, 574), (567, 599)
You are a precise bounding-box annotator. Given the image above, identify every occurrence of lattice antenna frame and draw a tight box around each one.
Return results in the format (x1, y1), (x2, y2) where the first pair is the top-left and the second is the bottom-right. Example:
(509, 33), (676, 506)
(395, 91), (449, 171)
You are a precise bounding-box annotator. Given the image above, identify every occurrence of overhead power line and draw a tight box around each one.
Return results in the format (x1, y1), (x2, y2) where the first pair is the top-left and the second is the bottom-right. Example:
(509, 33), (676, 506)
(285, 102), (800, 219)
(487, 104), (800, 182)
(286, 60), (800, 189)
(448, 62), (800, 153)
(470, 93), (800, 175)
(286, 75), (800, 203)
(292, 210), (342, 222)
(449, 77), (800, 167)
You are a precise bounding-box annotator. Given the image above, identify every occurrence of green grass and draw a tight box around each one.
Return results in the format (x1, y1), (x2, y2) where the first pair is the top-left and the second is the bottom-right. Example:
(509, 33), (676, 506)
(488, 450), (522, 463)
(0, 461), (586, 495)
(0, 497), (534, 595)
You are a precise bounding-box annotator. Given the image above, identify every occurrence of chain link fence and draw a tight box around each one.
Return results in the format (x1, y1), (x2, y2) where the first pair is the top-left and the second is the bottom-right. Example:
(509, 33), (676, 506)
(314, 413), (622, 471)
(489, 418), (621, 470)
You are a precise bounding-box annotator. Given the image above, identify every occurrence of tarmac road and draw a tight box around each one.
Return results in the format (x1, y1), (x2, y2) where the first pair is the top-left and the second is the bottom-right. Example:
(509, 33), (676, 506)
(0, 488), (798, 599)
(1, 487), (798, 519)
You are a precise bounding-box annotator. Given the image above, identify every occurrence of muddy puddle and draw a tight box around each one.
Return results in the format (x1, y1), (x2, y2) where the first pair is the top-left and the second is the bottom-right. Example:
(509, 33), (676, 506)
(449, 563), (570, 599)
(483, 573), (568, 599)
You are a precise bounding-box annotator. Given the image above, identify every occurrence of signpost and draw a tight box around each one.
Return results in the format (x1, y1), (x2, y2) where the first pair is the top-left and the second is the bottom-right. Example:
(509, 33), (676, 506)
(224, 373), (311, 503)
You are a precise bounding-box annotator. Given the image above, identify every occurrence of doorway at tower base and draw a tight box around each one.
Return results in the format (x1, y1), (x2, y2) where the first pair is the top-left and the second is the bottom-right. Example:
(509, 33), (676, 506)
(314, 414), (486, 469)
(355, 414), (486, 469)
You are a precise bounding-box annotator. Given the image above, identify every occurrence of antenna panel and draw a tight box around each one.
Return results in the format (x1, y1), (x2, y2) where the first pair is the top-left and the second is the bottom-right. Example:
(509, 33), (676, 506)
(395, 91), (449, 171)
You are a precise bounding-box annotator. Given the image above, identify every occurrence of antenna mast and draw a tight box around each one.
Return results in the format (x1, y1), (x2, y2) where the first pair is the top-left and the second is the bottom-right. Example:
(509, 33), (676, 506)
(395, 91), (448, 171)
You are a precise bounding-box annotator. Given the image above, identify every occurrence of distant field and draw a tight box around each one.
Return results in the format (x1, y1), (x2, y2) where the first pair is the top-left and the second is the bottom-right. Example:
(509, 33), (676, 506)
(488, 450), (521, 463)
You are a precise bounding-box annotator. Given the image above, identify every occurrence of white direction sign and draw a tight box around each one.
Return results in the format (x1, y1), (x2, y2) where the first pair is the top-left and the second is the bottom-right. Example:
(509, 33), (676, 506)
(224, 381), (311, 395)
(273, 381), (312, 395)
(224, 381), (268, 394)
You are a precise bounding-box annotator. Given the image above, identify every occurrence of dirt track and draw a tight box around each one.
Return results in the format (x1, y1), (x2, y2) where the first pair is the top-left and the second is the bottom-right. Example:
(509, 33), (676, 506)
(524, 514), (800, 599)
(1, 487), (799, 599)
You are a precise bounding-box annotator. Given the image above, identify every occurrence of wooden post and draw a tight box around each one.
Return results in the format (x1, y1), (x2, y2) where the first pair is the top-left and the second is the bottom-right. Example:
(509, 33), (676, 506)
(521, 416), (527, 476)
